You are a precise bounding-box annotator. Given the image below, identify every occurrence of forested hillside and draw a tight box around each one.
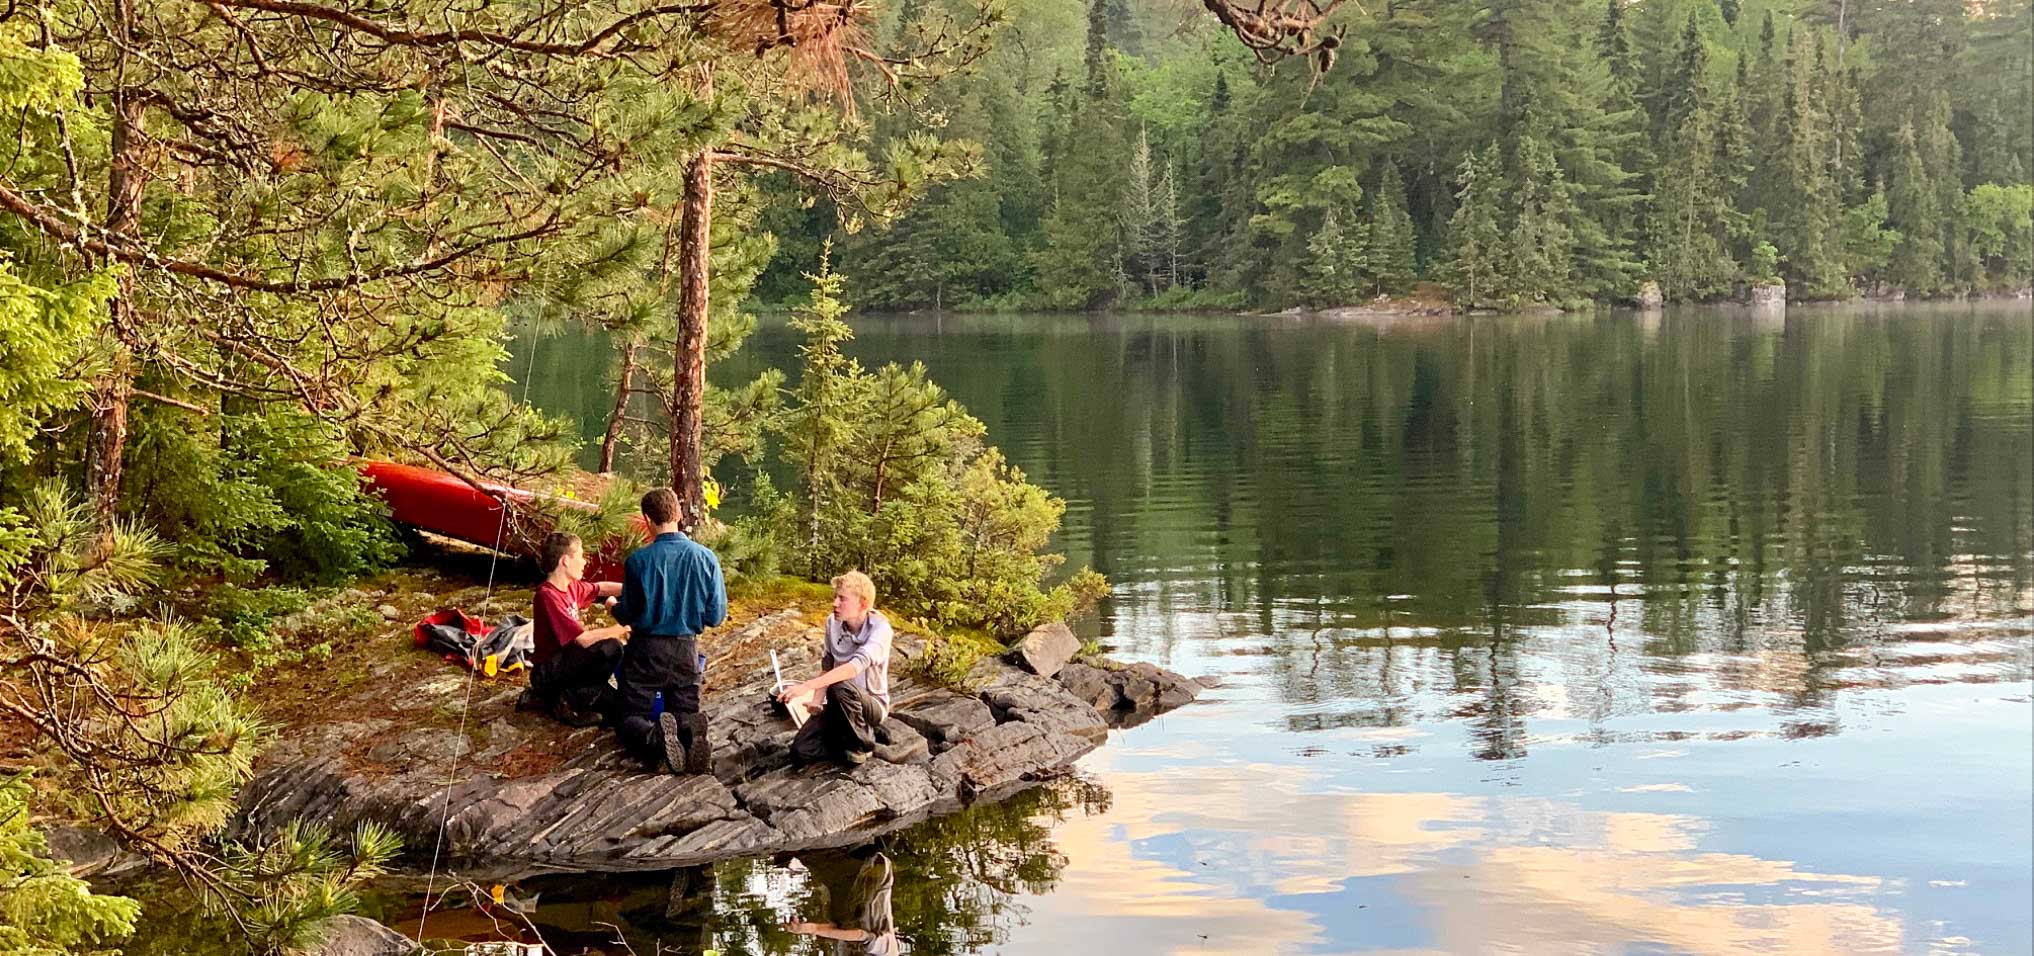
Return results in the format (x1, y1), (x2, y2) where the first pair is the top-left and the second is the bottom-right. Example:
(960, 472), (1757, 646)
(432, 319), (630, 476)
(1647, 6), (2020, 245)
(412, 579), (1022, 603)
(757, 0), (2034, 310)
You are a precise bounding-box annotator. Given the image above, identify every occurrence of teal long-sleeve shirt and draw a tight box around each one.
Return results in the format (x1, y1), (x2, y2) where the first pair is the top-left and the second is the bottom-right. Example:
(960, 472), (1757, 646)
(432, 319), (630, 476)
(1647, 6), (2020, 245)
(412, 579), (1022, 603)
(614, 531), (728, 637)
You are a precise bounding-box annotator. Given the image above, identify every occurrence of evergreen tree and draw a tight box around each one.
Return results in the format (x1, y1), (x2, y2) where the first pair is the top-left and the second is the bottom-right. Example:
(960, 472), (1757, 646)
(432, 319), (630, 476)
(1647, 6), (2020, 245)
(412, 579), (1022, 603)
(1510, 134), (1578, 302)
(1125, 126), (1164, 293)
(1917, 94), (1974, 290)
(1884, 121), (1945, 294)
(1367, 163), (1420, 293)
(1155, 163), (1186, 289)
(783, 248), (867, 571)
(1769, 33), (1848, 298)
(1645, 13), (1740, 300)
(1842, 189), (1902, 287)
(1447, 145), (1508, 305)
(1302, 206), (1367, 305)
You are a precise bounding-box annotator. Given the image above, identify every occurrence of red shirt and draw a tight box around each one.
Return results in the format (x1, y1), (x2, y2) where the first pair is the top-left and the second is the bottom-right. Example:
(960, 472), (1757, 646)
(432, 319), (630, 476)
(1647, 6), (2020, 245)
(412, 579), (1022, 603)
(532, 579), (599, 665)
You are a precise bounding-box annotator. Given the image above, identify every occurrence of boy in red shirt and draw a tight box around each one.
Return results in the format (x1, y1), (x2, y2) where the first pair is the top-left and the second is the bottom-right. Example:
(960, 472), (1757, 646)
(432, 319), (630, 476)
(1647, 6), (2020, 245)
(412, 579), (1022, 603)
(518, 532), (629, 726)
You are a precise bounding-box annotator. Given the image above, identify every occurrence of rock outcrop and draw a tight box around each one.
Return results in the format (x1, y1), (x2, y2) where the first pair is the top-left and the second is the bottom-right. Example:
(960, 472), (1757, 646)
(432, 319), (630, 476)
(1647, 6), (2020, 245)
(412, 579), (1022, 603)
(1009, 622), (1080, 678)
(1746, 280), (1787, 309)
(312, 916), (420, 956)
(230, 610), (1201, 873)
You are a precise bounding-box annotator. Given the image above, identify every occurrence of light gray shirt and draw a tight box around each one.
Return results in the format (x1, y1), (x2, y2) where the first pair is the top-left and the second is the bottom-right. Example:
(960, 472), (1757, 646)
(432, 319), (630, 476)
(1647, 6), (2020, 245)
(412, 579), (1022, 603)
(824, 610), (892, 710)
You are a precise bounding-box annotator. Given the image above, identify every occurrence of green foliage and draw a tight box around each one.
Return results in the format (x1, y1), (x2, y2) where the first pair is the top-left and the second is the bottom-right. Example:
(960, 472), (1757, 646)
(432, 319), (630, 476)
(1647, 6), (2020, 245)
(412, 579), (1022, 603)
(124, 411), (402, 584)
(1885, 121), (1946, 295)
(904, 627), (1006, 689)
(0, 256), (112, 464)
(203, 586), (314, 650)
(1508, 134), (1578, 304)
(1843, 190), (1901, 287)
(776, 264), (1108, 639)
(749, 0), (2029, 307)
(1445, 146), (1507, 306)
(1365, 164), (1419, 295)
(1300, 207), (1366, 306)
(1, 483), (398, 951)
(1964, 183), (2034, 290)
(0, 774), (142, 956)
(1749, 241), (1782, 284)
(215, 822), (401, 956)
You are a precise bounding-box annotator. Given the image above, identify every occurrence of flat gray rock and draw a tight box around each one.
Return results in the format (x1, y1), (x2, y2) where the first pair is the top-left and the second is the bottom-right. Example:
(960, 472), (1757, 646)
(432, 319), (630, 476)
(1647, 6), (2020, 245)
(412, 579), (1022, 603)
(230, 624), (1200, 873)
(890, 692), (996, 750)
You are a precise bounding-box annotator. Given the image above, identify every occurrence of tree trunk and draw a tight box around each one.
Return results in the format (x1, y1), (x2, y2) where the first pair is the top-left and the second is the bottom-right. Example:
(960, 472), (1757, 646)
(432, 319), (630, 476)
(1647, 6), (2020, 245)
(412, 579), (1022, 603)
(668, 67), (714, 531)
(88, 3), (146, 532)
(599, 337), (639, 474)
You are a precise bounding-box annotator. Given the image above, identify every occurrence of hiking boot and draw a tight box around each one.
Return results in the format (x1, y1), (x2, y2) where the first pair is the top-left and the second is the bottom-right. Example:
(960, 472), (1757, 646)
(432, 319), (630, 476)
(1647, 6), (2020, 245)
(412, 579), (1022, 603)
(843, 748), (871, 767)
(681, 712), (712, 775)
(658, 712), (688, 774)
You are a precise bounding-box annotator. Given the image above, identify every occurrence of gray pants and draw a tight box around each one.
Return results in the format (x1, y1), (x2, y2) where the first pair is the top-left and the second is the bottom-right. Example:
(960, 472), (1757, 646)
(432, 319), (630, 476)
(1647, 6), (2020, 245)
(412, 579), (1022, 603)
(791, 683), (886, 765)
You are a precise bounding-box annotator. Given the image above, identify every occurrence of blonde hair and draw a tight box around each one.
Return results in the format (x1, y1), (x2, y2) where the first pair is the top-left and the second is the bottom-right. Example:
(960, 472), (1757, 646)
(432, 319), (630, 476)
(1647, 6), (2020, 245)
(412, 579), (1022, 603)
(831, 570), (876, 608)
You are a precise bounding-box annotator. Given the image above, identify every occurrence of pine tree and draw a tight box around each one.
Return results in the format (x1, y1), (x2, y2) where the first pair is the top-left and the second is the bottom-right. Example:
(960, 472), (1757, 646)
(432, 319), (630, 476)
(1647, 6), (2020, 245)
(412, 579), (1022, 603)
(1591, 0), (1652, 295)
(1084, 0), (1112, 97)
(1644, 13), (1740, 300)
(1769, 33), (1849, 298)
(1842, 189), (1902, 286)
(1302, 206), (1367, 305)
(1447, 145), (1508, 305)
(1125, 126), (1163, 293)
(1510, 134), (1577, 302)
(1155, 163), (1186, 290)
(1884, 120), (1945, 294)
(1367, 162), (1420, 293)
(1917, 93), (1973, 290)
(784, 248), (867, 574)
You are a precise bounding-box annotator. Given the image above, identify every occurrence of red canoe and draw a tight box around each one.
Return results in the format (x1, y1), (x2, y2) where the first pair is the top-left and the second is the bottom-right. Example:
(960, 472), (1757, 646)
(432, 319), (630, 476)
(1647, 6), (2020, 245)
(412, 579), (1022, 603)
(358, 460), (644, 582)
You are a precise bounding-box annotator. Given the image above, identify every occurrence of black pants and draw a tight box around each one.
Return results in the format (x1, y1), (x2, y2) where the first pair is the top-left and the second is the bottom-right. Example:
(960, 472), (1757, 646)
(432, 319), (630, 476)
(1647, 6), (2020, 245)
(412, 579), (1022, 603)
(791, 683), (886, 765)
(616, 634), (702, 762)
(530, 638), (622, 715)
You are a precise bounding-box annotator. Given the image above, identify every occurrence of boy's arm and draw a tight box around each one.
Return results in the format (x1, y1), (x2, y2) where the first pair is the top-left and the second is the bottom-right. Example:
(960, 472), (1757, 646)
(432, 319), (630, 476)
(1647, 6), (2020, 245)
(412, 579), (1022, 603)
(704, 553), (729, 628)
(592, 581), (622, 600)
(612, 558), (642, 625)
(576, 623), (629, 645)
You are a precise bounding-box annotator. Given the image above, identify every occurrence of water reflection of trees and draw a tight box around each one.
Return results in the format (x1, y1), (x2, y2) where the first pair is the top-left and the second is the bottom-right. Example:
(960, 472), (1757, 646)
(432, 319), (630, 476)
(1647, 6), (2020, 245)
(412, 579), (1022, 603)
(570, 308), (2032, 756)
(495, 779), (1100, 955)
(807, 308), (2032, 754)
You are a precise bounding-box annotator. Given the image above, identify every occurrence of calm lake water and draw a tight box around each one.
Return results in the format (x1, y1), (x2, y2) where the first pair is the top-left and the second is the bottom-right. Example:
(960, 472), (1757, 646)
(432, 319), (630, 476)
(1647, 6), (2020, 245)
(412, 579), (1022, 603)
(192, 304), (2022, 956)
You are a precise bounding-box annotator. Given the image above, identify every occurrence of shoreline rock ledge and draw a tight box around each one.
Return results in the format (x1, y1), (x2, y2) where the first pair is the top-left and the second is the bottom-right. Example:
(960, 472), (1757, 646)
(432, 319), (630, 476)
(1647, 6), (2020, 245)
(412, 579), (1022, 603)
(229, 612), (1201, 874)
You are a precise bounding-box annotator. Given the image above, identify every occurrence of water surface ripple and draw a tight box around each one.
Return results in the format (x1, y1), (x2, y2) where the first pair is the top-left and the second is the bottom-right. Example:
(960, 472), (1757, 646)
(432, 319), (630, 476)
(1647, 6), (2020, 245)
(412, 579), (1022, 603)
(447, 305), (2033, 955)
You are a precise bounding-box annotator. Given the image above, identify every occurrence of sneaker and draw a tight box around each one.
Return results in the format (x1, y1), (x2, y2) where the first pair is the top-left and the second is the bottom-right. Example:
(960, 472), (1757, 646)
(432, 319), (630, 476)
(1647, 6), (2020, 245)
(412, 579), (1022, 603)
(658, 712), (688, 774)
(682, 713), (712, 775)
(843, 748), (871, 766)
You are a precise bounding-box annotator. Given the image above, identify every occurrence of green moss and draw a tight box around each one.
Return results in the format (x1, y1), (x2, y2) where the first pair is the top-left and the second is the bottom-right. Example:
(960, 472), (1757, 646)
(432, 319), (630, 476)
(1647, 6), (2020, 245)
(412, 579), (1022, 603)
(905, 628), (1004, 689)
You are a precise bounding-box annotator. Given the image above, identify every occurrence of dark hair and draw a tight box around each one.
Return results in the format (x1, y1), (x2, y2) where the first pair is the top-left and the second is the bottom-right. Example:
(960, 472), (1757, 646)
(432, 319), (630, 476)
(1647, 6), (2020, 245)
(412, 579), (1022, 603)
(641, 487), (681, 526)
(539, 532), (581, 576)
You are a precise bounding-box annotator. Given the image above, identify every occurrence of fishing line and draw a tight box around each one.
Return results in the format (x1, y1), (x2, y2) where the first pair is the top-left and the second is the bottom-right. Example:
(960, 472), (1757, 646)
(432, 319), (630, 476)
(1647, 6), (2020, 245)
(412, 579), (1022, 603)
(417, 333), (541, 941)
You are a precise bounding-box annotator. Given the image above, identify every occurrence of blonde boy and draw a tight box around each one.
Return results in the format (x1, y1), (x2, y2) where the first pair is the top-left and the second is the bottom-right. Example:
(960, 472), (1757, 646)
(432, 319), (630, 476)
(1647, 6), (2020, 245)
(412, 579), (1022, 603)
(777, 571), (892, 766)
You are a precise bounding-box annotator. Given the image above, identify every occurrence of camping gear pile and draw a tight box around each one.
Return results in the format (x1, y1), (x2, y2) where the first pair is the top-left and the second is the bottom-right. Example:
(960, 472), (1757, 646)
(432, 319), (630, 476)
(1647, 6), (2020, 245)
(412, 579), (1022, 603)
(414, 608), (534, 675)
